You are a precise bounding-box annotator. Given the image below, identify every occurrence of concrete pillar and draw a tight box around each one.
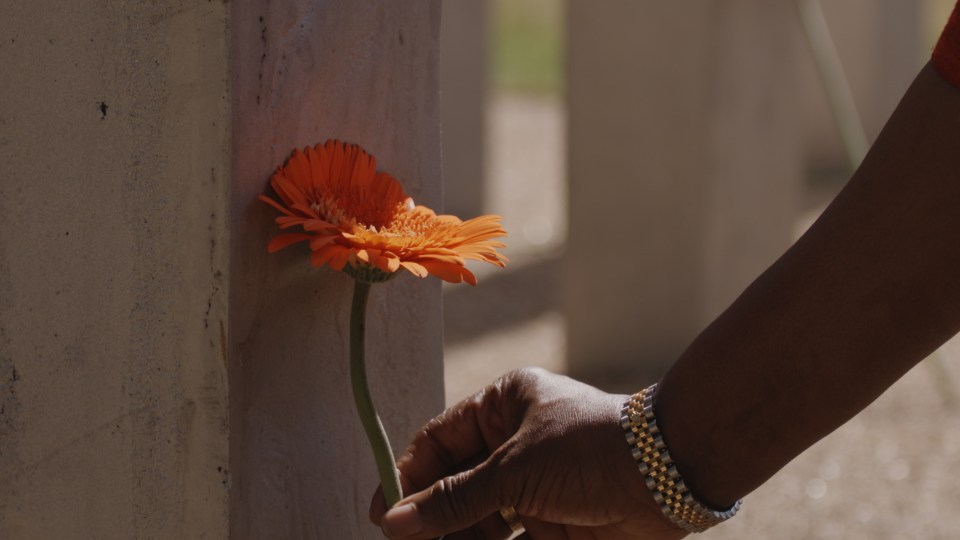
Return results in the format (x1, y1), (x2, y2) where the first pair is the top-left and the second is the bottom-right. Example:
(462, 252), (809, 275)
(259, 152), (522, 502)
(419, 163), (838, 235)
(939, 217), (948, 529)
(800, 0), (921, 166)
(565, 2), (806, 385)
(0, 2), (443, 539)
(0, 2), (232, 537)
(440, 0), (488, 218)
(565, 1), (921, 386)
(229, 3), (443, 538)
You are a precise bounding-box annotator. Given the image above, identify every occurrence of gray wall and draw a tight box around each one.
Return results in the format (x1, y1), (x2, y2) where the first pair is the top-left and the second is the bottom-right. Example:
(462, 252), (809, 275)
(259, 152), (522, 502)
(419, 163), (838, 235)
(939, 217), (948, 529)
(0, 1), (232, 537)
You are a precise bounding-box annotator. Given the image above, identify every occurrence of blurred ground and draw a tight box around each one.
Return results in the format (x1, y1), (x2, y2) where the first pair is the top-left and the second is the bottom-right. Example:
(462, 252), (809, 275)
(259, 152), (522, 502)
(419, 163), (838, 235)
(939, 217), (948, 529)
(443, 93), (566, 406)
(442, 90), (960, 539)
(705, 348), (960, 540)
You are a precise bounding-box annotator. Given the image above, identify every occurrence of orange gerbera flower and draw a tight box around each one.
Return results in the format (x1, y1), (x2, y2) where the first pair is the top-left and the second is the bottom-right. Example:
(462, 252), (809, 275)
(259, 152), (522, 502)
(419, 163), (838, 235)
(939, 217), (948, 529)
(259, 139), (508, 285)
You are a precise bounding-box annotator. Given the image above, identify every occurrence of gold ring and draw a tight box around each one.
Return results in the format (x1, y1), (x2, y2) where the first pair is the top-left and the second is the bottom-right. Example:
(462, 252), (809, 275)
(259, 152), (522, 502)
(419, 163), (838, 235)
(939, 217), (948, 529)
(499, 506), (524, 533)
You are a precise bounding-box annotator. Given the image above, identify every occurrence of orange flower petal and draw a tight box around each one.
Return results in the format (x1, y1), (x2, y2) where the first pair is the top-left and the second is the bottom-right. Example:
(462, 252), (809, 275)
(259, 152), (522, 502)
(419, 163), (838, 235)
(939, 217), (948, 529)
(400, 261), (429, 278)
(354, 249), (373, 264)
(287, 149), (312, 193)
(461, 252), (508, 267)
(267, 233), (314, 253)
(276, 216), (308, 229)
(329, 249), (353, 271)
(369, 251), (400, 274)
(258, 194), (296, 217)
(302, 219), (339, 231)
(306, 145), (326, 200)
(419, 260), (478, 285)
(273, 174), (308, 208)
(416, 253), (467, 266)
(328, 141), (346, 190)
(382, 253), (401, 273)
(311, 243), (346, 267)
(290, 203), (320, 218)
(309, 235), (337, 250)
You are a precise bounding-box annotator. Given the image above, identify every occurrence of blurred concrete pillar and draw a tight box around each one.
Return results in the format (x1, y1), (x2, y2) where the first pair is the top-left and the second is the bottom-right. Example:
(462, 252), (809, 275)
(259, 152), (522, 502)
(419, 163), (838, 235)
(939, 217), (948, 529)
(440, 0), (488, 217)
(565, 1), (921, 385)
(800, 0), (921, 166)
(565, 2), (806, 384)
(1, 2), (443, 539)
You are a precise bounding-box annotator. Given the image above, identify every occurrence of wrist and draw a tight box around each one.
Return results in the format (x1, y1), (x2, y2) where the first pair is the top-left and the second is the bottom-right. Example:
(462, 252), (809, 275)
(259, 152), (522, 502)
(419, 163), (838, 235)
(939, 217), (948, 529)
(652, 376), (752, 510)
(621, 384), (742, 533)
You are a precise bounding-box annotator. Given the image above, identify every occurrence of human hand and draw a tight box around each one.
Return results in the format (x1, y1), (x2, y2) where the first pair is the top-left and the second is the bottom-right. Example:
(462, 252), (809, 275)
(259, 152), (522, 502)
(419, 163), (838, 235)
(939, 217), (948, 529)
(369, 368), (688, 539)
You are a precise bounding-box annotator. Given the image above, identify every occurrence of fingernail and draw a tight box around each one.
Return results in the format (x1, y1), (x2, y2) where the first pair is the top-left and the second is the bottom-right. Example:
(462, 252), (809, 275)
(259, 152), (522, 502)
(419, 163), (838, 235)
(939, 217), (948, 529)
(382, 503), (422, 537)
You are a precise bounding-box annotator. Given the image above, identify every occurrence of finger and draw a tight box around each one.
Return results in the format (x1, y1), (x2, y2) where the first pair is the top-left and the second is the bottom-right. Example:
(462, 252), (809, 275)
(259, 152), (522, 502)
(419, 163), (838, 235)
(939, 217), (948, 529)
(370, 485), (386, 525)
(442, 509), (518, 540)
(395, 382), (517, 498)
(520, 517), (569, 540)
(381, 458), (501, 539)
(370, 475), (432, 526)
(372, 454), (487, 526)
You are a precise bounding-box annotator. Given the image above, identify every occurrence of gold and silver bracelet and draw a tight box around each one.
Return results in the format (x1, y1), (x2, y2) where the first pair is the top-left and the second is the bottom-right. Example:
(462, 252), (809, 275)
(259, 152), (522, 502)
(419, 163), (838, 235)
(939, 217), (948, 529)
(621, 383), (742, 533)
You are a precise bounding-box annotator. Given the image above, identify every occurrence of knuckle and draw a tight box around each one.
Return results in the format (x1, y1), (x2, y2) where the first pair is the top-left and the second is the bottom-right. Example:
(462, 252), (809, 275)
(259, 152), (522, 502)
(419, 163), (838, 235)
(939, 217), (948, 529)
(505, 366), (547, 383)
(487, 442), (524, 505)
(430, 473), (475, 525)
(496, 367), (542, 402)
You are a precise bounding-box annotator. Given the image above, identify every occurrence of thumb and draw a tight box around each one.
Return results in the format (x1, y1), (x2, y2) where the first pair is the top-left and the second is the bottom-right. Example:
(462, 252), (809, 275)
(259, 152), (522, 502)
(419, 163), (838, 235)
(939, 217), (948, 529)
(380, 459), (502, 538)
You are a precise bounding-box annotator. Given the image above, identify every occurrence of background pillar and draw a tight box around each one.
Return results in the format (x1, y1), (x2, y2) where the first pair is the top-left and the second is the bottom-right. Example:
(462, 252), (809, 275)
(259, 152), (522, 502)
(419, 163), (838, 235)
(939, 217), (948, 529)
(565, 1), (806, 385)
(440, 0), (488, 219)
(564, 1), (921, 387)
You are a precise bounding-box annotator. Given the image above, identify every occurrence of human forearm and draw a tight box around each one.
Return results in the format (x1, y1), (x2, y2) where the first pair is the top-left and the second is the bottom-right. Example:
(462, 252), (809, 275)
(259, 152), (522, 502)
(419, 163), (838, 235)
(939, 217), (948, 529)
(655, 62), (960, 509)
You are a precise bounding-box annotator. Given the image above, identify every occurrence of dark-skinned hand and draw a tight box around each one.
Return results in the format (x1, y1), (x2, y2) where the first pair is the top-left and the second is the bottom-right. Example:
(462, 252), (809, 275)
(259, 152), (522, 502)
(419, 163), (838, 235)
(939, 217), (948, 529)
(369, 368), (688, 540)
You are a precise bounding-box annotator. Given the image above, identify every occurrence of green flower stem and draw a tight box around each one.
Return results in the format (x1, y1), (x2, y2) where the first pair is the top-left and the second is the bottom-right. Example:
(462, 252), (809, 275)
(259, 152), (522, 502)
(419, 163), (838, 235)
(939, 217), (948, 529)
(350, 279), (403, 508)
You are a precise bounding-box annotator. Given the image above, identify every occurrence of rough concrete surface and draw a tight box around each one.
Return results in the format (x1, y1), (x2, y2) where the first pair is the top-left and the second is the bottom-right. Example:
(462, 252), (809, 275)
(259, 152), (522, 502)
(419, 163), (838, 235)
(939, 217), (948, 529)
(0, 1), (230, 538)
(2, 1), (445, 539)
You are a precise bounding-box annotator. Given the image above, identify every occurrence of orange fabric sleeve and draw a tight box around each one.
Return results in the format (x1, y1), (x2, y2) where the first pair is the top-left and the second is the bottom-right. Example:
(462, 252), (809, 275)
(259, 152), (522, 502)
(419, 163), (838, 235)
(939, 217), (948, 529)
(933, 2), (960, 88)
